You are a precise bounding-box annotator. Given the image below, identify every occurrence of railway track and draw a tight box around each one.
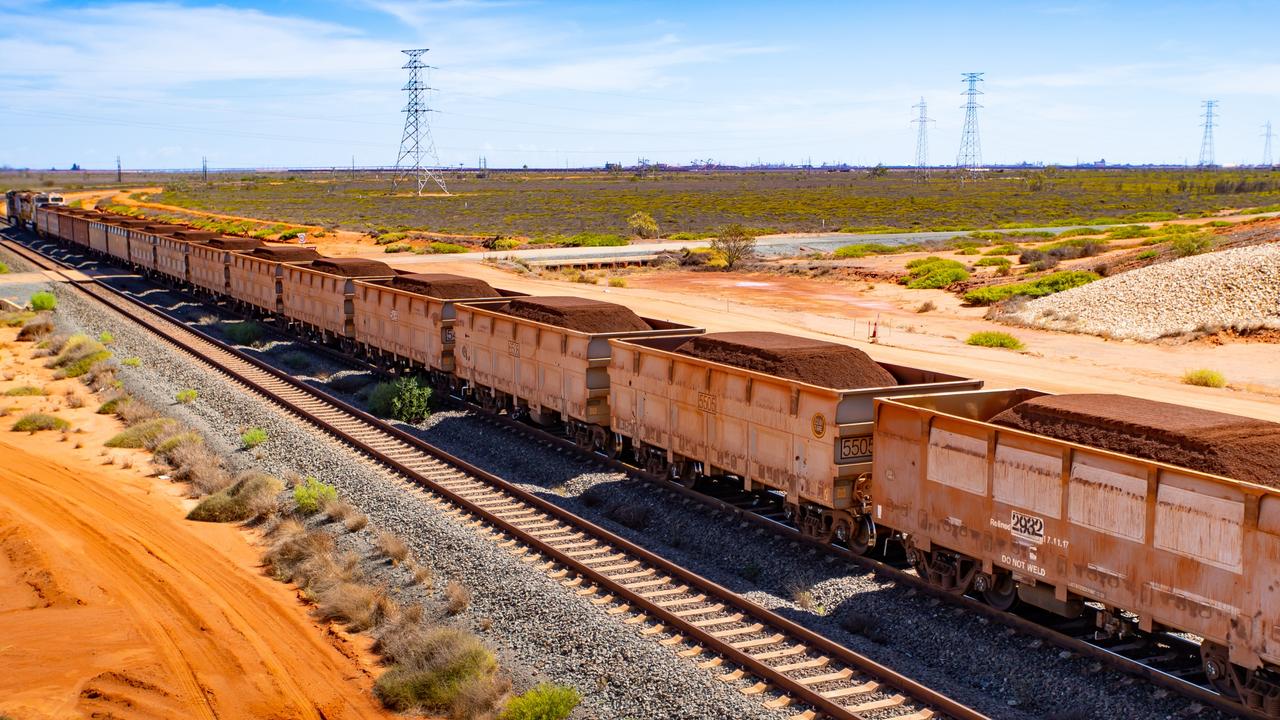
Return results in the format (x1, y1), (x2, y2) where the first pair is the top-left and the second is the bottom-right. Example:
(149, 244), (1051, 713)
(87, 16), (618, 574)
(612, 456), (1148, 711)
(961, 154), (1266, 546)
(1, 232), (987, 720)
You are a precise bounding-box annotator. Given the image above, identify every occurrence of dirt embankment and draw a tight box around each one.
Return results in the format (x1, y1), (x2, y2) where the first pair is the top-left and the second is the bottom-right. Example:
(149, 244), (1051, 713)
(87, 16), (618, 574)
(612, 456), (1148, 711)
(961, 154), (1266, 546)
(0, 330), (392, 720)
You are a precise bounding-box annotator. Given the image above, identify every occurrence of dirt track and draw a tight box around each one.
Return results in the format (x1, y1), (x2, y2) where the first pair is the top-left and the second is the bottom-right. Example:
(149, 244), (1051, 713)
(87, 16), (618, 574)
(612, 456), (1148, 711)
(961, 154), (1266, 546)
(0, 334), (391, 720)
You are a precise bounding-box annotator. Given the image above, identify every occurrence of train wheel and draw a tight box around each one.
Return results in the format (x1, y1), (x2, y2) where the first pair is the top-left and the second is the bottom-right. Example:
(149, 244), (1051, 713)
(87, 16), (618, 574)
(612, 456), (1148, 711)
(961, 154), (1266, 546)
(840, 516), (875, 555)
(1200, 643), (1239, 699)
(982, 572), (1019, 611)
(602, 432), (624, 460)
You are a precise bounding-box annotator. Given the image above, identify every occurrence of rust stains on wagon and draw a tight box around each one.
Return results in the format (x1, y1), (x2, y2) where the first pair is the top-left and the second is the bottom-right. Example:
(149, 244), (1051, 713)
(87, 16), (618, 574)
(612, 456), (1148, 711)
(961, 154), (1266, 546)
(609, 333), (980, 549)
(873, 389), (1280, 706)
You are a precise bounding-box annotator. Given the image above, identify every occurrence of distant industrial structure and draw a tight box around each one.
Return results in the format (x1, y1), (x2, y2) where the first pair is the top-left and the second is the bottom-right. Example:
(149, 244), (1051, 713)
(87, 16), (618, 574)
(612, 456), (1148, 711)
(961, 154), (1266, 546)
(956, 73), (984, 173)
(393, 48), (450, 196)
(1198, 100), (1218, 168)
(911, 97), (933, 179)
(1263, 121), (1274, 167)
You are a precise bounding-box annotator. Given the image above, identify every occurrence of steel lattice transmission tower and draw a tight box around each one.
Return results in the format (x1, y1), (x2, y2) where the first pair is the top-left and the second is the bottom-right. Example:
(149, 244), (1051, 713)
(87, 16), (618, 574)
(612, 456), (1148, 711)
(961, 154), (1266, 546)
(956, 72), (984, 173)
(1198, 100), (1218, 168)
(911, 97), (934, 179)
(1262, 121), (1274, 167)
(394, 49), (449, 196)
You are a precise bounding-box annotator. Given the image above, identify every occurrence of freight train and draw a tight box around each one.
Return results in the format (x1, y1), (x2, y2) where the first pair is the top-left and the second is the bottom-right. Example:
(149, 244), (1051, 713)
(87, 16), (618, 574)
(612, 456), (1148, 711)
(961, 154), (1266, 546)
(7, 195), (1280, 714)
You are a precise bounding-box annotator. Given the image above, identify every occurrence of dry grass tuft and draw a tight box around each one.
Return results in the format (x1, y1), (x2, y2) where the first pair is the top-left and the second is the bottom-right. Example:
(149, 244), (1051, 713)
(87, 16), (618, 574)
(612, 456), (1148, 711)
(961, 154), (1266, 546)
(344, 511), (369, 532)
(315, 582), (397, 632)
(376, 531), (411, 565)
(411, 562), (433, 587)
(445, 580), (471, 616)
(187, 472), (282, 522)
(166, 441), (233, 494)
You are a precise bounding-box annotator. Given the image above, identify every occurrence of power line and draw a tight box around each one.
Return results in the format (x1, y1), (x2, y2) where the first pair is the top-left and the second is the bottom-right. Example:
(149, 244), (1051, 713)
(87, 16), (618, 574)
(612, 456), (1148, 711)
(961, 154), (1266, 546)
(956, 72), (984, 175)
(393, 49), (449, 196)
(911, 97), (933, 179)
(1198, 100), (1218, 168)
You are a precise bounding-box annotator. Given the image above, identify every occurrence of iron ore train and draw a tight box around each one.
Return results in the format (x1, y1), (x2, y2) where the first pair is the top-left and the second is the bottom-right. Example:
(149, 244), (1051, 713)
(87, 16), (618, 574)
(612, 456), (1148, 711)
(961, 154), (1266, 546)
(7, 192), (1280, 714)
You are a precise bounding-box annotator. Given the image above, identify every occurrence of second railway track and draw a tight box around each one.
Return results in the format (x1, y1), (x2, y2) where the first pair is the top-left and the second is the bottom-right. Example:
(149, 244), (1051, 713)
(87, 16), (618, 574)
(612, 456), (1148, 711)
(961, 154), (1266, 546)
(0, 234), (987, 720)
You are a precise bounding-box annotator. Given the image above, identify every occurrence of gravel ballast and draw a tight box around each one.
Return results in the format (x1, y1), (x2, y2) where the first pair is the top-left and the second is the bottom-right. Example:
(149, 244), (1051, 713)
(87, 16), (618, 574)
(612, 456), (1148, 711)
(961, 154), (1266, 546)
(44, 280), (781, 720)
(31, 235), (1226, 719)
(998, 243), (1280, 341)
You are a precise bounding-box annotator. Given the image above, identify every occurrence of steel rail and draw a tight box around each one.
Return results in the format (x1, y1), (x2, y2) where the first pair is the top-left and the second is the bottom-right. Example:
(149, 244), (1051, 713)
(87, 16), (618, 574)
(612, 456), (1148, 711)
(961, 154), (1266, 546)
(2, 232), (986, 720)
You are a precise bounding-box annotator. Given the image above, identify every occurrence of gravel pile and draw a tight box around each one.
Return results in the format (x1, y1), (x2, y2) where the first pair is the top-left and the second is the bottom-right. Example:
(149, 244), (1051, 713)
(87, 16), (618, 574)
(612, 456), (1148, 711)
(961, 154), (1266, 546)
(44, 280), (780, 720)
(999, 243), (1280, 341)
(37, 236), (1224, 719)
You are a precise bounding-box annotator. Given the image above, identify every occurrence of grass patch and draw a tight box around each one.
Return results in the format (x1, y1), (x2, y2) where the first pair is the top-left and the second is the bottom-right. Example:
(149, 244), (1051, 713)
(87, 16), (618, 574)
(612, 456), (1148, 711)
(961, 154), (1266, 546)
(374, 627), (499, 714)
(1182, 369), (1226, 388)
(240, 427), (268, 448)
(187, 472), (282, 522)
(29, 291), (56, 311)
(983, 243), (1021, 256)
(11, 413), (69, 432)
(420, 242), (468, 254)
(376, 531), (411, 565)
(98, 331), (114, 344)
(293, 476), (337, 514)
(963, 270), (1100, 306)
(383, 243), (411, 253)
(832, 242), (904, 259)
(501, 684), (580, 720)
(1170, 232), (1214, 257)
(547, 232), (628, 247)
(902, 257), (969, 289)
(224, 321), (265, 346)
(106, 417), (177, 448)
(607, 277), (626, 288)
(974, 256), (1011, 268)
(45, 334), (112, 378)
(175, 388), (198, 404)
(280, 351), (312, 371)
(97, 396), (126, 414)
(966, 331), (1024, 350)
(4, 385), (45, 396)
(121, 356), (141, 367)
(1136, 249), (1160, 260)
(368, 376), (432, 423)
(1105, 224), (1155, 239)
(17, 313), (53, 341)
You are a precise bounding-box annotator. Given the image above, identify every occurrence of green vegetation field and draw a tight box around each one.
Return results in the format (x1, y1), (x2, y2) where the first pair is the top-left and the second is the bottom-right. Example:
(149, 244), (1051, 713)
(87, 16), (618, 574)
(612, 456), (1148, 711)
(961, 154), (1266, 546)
(151, 169), (1280, 238)
(7, 168), (1280, 240)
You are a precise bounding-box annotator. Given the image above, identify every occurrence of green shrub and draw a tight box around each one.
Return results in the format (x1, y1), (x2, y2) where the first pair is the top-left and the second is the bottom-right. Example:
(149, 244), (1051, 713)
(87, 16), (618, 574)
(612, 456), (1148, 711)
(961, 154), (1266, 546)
(293, 476), (338, 514)
(966, 331), (1024, 350)
(106, 418), (177, 448)
(98, 331), (114, 344)
(224, 321), (265, 346)
(608, 277), (626, 288)
(1183, 369), (1226, 388)
(1125, 211), (1179, 223)
(375, 231), (409, 245)
(1105, 225), (1155, 239)
(833, 243), (901, 258)
(45, 335), (111, 378)
(384, 243), (411, 253)
(240, 427), (268, 448)
(1171, 232), (1213, 257)
(189, 472), (281, 522)
(426, 242), (468, 254)
(501, 684), (581, 720)
(1054, 227), (1103, 238)
(491, 238), (521, 251)
(4, 385), (45, 396)
(983, 243), (1021, 256)
(548, 233), (628, 247)
(278, 229), (303, 241)
(0, 261), (8, 274)
(963, 270), (1100, 305)
(1136, 249), (1160, 260)
(175, 388), (198, 404)
(368, 376), (432, 423)
(29, 291), (56, 311)
(97, 395), (128, 414)
(153, 431), (202, 459)
(122, 357), (141, 367)
(374, 629), (498, 713)
(902, 257), (969, 289)
(12, 413), (69, 432)
(975, 257), (1012, 268)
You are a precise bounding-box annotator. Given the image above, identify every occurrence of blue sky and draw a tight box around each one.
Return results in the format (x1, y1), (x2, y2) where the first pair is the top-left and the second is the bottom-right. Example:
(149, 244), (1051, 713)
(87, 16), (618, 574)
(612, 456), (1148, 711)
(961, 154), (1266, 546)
(1, 1), (1276, 169)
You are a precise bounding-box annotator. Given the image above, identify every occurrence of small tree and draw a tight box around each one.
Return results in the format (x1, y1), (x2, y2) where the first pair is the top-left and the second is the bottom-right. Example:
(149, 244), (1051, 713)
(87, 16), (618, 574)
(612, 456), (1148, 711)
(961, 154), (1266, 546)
(626, 211), (660, 239)
(710, 224), (755, 270)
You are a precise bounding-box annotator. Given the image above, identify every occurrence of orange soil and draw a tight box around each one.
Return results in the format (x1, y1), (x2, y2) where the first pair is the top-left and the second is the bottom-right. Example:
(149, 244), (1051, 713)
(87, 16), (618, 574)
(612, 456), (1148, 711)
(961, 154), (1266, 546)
(0, 334), (393, 720)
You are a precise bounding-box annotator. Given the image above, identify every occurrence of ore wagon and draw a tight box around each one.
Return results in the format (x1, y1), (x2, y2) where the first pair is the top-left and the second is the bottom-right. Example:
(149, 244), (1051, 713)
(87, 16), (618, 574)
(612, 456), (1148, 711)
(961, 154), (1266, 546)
(227, 245), (321, 314)
(455, 297), (701, 451)
(608, 332), (981, 547)
(188, 237), (264, 296)
(873, 388), (1280, 709)
(105, 217), (149, 261)
(128, 224), (185, 273)
(155, 230), (220, 284)
(353, 273), (525, 380)
(279, 257), (395, 343)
